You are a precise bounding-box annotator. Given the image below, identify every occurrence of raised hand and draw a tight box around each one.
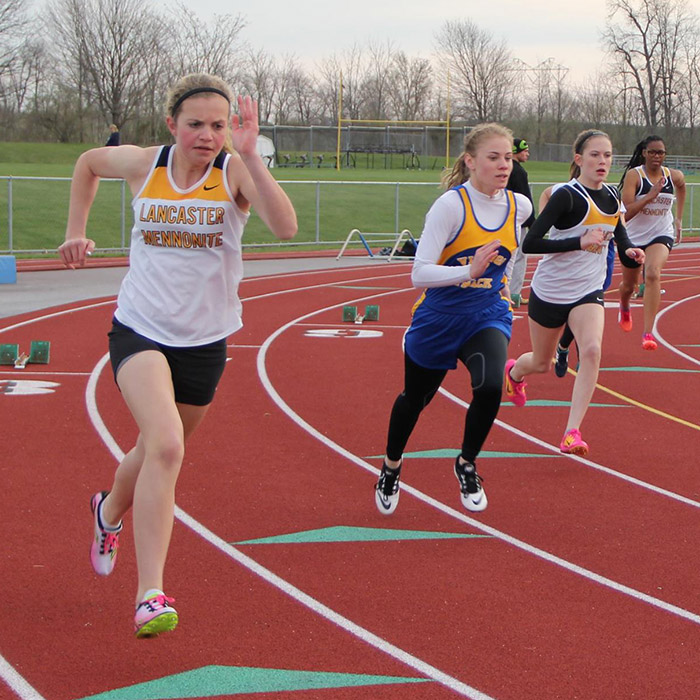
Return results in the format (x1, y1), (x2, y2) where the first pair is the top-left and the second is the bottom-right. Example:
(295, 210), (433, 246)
(230, 95), (259, 157)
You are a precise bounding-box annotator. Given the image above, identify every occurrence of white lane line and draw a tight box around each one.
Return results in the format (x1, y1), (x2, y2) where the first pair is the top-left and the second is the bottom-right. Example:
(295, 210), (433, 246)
(85, 345), (492, 700)
(0, 656), (47, 700)
(654, 292), (700, 366)
(255, 295), (700, 632)
(0, 300), (116, 335)
(442, 388), (700, 510)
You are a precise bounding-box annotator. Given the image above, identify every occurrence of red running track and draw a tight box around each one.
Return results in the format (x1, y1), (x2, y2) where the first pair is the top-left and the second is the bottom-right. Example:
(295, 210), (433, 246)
(2, 250), (700, 699)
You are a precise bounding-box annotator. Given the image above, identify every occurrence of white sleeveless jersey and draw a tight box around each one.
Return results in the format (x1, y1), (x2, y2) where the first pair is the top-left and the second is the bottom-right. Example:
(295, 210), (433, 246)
(531, 180), (621, 304)
(115, 145), (249, 346)
(625, 166), (675, 246)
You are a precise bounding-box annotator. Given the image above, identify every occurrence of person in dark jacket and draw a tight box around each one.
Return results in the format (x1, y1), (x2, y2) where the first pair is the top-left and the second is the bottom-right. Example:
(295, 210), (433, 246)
(507, 138), (535, 307)
(105, 124), (120, 146)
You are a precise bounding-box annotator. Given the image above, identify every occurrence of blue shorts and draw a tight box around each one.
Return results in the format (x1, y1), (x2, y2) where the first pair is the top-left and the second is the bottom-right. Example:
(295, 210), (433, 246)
(404, 297), (512, 370)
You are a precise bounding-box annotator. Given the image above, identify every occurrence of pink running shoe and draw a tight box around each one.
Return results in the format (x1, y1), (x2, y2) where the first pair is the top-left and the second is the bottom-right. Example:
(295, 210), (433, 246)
(90, 491), (122, 576)
(134, 590), (178, 638)
(618, 306), (632, 332)
(560, 428), (589, 456)
(642, 333), (658, 350)
(504, 359), (527, 407)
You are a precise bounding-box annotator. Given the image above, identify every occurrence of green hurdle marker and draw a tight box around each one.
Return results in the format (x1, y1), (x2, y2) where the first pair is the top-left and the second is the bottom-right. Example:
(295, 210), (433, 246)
(342, 305), (358, 322)
(364, 305), (380, 321)
(29, 341), (50, 364)
(0, 344), (19, 365)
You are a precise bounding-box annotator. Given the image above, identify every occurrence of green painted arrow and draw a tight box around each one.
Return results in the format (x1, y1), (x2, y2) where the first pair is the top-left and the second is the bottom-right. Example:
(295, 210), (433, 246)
(600, 366), (700, 373)
(235, 525), (490, 545)
(77, 665), (431, 700)
(369, 449), (556, 459)
(500, 399), (626, 407)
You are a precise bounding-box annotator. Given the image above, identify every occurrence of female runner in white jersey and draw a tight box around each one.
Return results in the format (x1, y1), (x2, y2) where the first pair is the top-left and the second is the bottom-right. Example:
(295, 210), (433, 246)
(374, 123), (532, 515)
(617, 135), (686, 350)
(504, 130), (645, 456)
(58, 73), (297, 637)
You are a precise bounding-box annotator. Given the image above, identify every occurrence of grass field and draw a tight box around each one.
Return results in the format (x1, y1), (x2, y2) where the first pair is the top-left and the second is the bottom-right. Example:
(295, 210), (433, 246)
(1, 142), (698, 256)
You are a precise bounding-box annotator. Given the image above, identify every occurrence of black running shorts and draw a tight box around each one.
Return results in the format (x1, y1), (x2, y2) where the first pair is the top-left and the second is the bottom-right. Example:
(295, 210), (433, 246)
(107, 318), (228, 406)
(618, 236), (674, 269)
(528, 289), (604, 329)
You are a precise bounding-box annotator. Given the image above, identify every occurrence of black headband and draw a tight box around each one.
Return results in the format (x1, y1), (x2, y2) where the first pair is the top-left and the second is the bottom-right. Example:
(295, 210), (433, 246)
(575, 130), (608, 153)
(171, 87), (231, 116)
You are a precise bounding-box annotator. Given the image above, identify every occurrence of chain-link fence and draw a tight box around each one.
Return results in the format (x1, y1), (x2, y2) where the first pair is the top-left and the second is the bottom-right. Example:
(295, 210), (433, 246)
(2, 176), (700, 257)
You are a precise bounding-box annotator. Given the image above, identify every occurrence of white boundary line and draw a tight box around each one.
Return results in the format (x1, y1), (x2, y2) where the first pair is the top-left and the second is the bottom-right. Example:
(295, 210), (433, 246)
(1, 271), (697, 700)
(654, 292), (700, 366)
(255, 294), (700, 632)
(87, 366), (492, 696)
(79, 284), (493, 698)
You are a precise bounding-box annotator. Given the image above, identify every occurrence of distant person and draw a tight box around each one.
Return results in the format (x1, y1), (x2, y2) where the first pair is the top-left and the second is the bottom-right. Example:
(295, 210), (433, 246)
(374, 123), (532, 516)
(507, 138), (535, 307)
(617, 135), (686, 350)
(58, 73), (297, 638)
(105, 124), (120, 146)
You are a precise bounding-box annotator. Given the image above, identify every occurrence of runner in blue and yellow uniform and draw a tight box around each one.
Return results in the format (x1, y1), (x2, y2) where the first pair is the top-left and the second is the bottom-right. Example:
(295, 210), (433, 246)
(375, 123), (532, 515)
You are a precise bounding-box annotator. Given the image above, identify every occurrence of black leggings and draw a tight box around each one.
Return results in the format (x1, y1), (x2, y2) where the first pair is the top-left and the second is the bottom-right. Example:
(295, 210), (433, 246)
(559, 324), (575, 350)
(385, 327), (508, 464)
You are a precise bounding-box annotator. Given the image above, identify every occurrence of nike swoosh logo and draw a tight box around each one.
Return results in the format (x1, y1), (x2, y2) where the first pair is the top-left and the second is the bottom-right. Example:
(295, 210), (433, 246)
(470, 493), (484, 505)
(377, 493), (393, 509)
(203, 184), (219, 191)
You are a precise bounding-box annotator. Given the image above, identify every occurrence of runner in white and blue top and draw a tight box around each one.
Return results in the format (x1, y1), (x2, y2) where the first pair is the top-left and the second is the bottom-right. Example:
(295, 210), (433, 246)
(617, 135), (686, 350)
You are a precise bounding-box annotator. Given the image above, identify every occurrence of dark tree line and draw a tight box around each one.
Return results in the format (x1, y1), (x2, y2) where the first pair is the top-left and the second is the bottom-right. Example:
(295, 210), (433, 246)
(1, 0), (699, 153)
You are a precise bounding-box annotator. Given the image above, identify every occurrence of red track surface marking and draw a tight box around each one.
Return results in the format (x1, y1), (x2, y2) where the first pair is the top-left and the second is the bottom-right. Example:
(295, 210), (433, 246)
(2, 253), (700, 699)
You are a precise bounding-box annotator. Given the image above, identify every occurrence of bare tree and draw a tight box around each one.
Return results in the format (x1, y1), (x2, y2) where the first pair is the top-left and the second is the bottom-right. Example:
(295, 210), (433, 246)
(574, 72), (618, 125)
(241, 48), (280, 124)
(316, 46), (367, 123)
(0, 0), (28, 77)
(388, 52), (433, 121)
(286, 63), (321, 124)
(46, 0), (166, 133)
(360, 40), (395, 120)
(434, 19), (516, 123)
(603, 0), (695, 129)
(2, 38), (46, 112)
(168, 3), (246, 82)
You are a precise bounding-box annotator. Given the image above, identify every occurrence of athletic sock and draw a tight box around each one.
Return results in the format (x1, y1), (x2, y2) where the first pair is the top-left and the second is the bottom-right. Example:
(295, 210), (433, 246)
(97, 499), (121, 532)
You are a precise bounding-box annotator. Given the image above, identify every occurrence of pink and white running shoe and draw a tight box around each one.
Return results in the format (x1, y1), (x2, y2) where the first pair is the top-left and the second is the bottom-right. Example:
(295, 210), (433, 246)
(560, 428), (589, 456)
(504, 359), (527, 407)
(642, 333), (658, 350)
(90, 491), (122, 576)
(134, 590), (178, 638)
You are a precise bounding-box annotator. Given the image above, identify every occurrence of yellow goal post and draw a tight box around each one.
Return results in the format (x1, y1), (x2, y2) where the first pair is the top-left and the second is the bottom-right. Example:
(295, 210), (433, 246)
(335, 74), (452, 171)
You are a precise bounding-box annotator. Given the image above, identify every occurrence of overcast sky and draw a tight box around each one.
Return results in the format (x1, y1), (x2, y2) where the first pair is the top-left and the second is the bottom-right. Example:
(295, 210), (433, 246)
(188, 0), (681, 82)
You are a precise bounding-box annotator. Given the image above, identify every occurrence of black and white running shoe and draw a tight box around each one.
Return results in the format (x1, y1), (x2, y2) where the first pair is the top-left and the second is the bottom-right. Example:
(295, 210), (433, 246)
(454, 458), (487, 512)
(554, 345), (569, 378)
(375, 462), (401, 515)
